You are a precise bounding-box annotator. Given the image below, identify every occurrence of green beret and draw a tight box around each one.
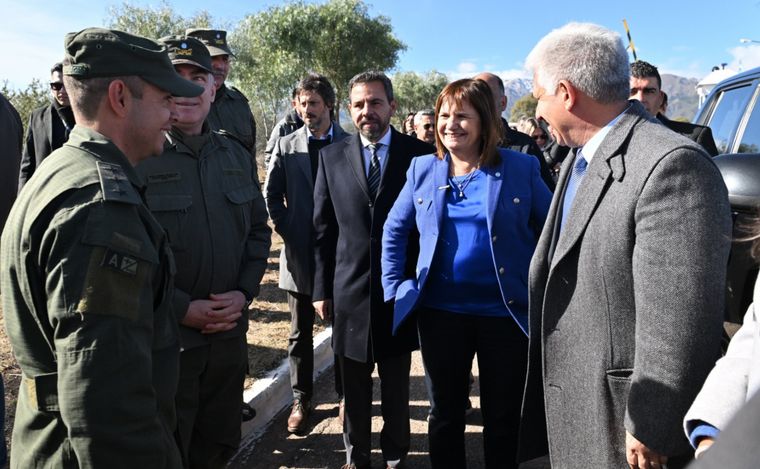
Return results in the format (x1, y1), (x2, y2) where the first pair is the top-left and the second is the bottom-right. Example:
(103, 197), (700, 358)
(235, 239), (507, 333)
(159, 35), (213, 74)
(63, 27), (203, 98)
(185, 28), (235, 57)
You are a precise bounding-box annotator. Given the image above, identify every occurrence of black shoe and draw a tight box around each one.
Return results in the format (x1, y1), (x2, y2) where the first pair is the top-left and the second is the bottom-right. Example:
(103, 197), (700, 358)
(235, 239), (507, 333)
(242, 402), (256, 422)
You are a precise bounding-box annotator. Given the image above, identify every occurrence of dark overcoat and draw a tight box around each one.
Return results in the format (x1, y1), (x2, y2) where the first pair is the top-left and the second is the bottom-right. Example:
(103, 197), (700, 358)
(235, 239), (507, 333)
(312, 128), (434, 363)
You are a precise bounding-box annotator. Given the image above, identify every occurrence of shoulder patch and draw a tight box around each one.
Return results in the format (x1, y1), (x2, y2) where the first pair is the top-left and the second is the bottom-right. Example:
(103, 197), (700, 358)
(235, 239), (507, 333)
(97, 162), (141, 204)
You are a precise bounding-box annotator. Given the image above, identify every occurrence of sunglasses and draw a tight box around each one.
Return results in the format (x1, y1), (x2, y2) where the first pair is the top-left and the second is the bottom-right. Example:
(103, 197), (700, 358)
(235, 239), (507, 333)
(49, 82), (64, 91)
(534, 134), (548, 141)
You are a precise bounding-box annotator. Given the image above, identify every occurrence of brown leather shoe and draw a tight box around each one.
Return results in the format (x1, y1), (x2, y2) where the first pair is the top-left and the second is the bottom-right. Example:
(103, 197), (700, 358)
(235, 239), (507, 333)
(287, 398), (309, 433)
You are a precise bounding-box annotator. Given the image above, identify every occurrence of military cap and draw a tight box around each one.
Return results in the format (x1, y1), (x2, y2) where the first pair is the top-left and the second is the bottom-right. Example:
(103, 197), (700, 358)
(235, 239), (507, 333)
(63, 27), (203, 98)
(159, 35), (213, 74)
(185, 28), (235, 57)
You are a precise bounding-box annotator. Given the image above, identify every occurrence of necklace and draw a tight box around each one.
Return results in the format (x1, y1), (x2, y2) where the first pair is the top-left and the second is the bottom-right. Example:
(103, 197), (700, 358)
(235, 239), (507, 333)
(450, 168), (478, 198)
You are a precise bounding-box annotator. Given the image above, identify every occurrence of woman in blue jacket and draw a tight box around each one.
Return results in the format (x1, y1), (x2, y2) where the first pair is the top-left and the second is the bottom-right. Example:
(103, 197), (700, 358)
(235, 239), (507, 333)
(381, 78), (551, 468)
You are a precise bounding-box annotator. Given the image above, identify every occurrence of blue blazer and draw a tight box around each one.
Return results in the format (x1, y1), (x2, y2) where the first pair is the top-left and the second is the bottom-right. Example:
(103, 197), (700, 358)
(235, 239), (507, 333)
(381, 148), (551, 335)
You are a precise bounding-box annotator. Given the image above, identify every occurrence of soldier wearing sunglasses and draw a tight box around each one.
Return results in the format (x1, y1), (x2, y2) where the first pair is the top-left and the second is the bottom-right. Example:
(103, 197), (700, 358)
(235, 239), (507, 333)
(18, 62), (76, 191)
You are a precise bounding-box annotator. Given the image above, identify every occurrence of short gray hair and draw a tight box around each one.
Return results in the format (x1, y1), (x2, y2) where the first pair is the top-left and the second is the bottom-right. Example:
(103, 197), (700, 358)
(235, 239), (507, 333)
(413, 109), (434, 125)
(525, 22), (630, 104)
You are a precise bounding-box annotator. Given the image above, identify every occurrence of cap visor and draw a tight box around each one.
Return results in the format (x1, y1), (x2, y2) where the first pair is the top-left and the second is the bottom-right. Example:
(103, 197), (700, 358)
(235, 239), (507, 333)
(171, 58), (213, 74)
(145, 72), (204, 97)
(207, 46), (235, 58)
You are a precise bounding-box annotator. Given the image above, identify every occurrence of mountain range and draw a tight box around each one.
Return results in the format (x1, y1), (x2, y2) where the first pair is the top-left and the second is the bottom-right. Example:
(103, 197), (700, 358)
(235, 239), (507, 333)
(503, 74), (701, 122)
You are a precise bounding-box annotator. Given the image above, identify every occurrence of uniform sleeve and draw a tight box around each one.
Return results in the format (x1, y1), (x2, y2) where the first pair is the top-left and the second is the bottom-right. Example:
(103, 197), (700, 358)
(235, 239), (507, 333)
(237, 163), (272, 298)
(43, 199), (172, 467)
(312, 149), (337, 301)
(625, 148), (732, 455)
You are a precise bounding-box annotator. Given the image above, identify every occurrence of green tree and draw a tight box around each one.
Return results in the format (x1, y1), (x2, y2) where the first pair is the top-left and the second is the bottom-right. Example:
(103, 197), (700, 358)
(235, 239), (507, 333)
(509, 93), (537, 122)
(106, 1), (215, 39)
(392, 70), (448, 127)
(232, 0), (406, 133)
(2, 79), (48, 136)
(309, 0), (405, 114)
(230, 4), (307, 142)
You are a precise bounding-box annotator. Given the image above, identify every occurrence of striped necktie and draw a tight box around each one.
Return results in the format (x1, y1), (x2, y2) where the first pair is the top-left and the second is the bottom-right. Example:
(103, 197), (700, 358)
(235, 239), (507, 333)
(367, 143), (382, 199)
(560, 150), (588, 230)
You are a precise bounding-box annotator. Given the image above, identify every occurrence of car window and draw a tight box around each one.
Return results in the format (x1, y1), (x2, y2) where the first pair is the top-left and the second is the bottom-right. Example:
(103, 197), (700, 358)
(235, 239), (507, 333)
(737, 89), (760, 154)
(706, 84), (755, 153)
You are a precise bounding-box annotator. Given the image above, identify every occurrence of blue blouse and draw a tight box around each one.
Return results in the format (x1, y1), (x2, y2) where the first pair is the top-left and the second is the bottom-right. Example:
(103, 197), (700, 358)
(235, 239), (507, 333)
(421, 169), (508, 316)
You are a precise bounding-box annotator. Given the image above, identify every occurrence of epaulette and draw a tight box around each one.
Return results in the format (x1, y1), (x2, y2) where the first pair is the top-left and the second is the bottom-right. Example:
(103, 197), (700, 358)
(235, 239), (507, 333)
(215, 129), (251, 152)
(227, 86), (250, 103)
(96, 161), (141, 204)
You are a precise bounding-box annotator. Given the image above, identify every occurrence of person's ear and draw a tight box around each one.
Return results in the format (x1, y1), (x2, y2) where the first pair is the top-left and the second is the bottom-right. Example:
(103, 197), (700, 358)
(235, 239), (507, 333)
(107, 79), (130, 118)
(557, 80), (576, 111)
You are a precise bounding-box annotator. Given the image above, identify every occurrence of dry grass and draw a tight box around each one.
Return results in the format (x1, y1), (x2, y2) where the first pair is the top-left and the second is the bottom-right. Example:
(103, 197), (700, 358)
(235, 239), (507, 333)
(0, 227), (324, 449)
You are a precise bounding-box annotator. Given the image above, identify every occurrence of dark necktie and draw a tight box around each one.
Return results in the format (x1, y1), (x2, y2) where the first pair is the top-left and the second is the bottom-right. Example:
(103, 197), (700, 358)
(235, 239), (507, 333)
(367, 143), (382, 199)
(560, 150), (588, 230)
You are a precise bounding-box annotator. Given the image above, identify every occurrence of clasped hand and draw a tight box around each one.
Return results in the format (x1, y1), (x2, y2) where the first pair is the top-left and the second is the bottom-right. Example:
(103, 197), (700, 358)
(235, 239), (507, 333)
(182, 290), (247, 334)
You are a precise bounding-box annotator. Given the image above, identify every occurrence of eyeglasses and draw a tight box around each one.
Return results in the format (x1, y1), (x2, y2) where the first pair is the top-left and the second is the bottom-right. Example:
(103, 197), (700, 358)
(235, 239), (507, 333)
(534, 134), (548, 141)
(49, 82), (64, 91)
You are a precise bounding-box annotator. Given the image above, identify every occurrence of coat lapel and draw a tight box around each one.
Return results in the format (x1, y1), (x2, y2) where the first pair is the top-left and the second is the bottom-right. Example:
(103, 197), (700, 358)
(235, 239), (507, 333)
(292, 127), (314, 191)
(433, 154), (449, 232)
(378, 128), (409, 201)
(44, 105), (53, 144)
(549, 104), (641, 271)
(344, 134), (370, 198)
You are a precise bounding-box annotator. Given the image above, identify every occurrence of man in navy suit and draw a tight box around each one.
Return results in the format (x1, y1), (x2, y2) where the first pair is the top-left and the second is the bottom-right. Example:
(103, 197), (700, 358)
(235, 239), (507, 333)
(312, 71), (434, 469)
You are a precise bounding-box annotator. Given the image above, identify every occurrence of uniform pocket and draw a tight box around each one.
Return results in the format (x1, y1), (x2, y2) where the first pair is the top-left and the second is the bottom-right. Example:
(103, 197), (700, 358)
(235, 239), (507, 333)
(145, 194), (193, 251)
(225, 185), (258, 241)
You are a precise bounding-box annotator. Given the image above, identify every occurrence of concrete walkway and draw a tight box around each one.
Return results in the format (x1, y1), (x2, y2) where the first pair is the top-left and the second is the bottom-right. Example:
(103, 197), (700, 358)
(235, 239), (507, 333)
(230, 349), (550, 469)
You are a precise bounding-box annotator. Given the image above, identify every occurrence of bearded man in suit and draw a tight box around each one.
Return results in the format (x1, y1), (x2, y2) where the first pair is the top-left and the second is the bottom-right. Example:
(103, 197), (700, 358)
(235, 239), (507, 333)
(312, 71), (434, 469)
(518, 22), (732, 469)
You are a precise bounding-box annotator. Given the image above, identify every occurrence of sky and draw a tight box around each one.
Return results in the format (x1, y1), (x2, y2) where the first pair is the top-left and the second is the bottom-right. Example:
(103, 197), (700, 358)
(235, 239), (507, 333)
(3, 0), (760, 90)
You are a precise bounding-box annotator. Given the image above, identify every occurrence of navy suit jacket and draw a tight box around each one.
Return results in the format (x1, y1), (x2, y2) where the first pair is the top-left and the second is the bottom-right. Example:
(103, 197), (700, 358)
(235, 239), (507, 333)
(381, 148), (551, 334)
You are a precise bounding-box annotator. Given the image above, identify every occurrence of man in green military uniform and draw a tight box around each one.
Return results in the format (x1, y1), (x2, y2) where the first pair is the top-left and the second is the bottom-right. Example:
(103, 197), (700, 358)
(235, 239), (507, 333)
(137, 35), (271, 468)
(186, 28), (257, 161)
(0, 28), (203, 468)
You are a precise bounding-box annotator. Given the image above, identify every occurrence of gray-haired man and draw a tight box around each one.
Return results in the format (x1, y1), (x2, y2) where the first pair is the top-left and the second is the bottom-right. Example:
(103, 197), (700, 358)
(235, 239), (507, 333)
(519, 22), (731, 469)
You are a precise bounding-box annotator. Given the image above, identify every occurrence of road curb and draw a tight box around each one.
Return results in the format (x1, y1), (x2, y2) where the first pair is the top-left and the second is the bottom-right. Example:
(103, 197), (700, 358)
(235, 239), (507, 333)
(237, 327), (334, 451)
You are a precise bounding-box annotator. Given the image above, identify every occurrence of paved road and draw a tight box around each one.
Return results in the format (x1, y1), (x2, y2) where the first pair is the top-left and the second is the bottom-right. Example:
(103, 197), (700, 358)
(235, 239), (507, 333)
(230, 350), (550, 469)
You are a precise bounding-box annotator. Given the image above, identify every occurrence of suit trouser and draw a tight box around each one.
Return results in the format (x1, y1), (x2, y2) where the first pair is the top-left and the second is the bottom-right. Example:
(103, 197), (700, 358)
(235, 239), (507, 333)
(418, 308), (527, 469)
(287, 292), (343, 400)
(338, 352), (412, 468)
(287, 291), (315, 401)
(175, 336), (247, 469)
